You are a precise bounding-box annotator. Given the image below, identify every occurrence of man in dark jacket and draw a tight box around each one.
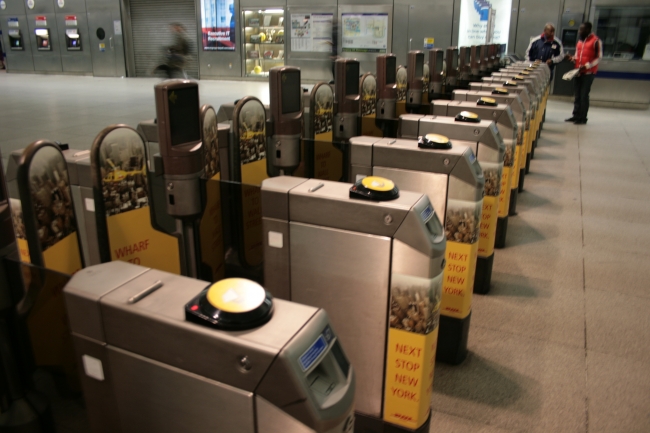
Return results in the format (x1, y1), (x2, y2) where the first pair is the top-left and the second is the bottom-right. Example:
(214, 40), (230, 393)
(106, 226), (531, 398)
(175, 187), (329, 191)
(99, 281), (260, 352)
(525, 23), (564, 80)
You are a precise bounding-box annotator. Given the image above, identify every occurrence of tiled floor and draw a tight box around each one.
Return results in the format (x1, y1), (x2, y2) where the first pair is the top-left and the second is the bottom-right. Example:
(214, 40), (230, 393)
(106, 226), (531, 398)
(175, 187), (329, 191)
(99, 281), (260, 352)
(1, 72), (649, 432)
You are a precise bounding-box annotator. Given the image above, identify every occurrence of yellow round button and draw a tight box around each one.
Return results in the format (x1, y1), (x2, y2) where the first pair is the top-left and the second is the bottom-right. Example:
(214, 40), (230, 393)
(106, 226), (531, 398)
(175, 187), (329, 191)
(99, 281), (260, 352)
(424, 133), (450, 144)
(206, 279), (266, 313)
(495, 87), (509, 93)
(361, 176), (396, 192)
(480, 97), (496, 104)
(459, 111), (479, 119)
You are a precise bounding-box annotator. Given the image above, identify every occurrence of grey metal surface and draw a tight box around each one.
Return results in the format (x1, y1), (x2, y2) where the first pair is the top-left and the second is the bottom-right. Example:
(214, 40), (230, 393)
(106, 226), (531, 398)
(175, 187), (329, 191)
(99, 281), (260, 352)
(256, 396), (317, 433)
(0, 4), (35, 72)
(349, 136), (377, 167)
(261, 176), (308, 221)
(287, 178), (417, 238)
(262, 217), (292, 300)
(289, 222), (389, 418)
(373, 166), (449, 225)
(108, 346), (256, 433)
(398, 113), (425, 139)
(372, 136), (471, 175)
(27, 12), (63, 72)
(513, 0), (562, 56)
(55, 0), (93, 73)
(439, 100), (518, 145)
(65, 261), (150, 342)
(86, 2), (125, 77)
(97, 267), (318, 392)
(256, 308), (356, 431)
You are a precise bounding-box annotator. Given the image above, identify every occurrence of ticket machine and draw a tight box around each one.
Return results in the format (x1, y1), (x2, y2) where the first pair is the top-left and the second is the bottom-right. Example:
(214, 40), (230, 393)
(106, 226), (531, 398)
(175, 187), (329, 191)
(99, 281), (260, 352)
(261, 177), (445, 431)
(432, 99), (518, 248)
(399, 114), (505, 295)
(375, 54), (398, 137)
(64, 261), (356, 433)
(406, 51), (425, 112)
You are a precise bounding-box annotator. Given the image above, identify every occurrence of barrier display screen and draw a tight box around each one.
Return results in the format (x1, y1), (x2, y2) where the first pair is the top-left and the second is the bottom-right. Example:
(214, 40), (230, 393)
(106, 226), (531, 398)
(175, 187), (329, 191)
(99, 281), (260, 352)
(415, 54), (424, 79)
(169, 87), (201, 146)
(386, 56), (396, 84)
(346, 62), (360, 95)
(281, 70), (302, 114)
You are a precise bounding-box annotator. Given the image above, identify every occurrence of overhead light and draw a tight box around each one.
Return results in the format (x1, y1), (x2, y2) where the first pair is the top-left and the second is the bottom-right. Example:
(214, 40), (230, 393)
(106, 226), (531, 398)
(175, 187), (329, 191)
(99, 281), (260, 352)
(264, 9), (283, 13)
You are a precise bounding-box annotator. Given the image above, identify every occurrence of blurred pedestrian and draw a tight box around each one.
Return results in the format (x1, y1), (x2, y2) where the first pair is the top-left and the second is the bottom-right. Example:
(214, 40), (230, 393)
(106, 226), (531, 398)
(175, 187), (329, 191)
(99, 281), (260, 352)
(154, 23), (191, 79)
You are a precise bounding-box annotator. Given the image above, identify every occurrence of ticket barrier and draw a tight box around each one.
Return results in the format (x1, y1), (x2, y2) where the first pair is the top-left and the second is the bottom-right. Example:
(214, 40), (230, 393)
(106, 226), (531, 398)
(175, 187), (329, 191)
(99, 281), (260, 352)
(469, 45), (481, 82)
(374, 54), (398, 138)
(458, 47), (471, 89)
(346, 136), (483, 369)
(406, 51), (426, 113)
(0, 152), (59, 432)
(443, 47), (459, 98)
(469, 82), (536, 178)
(479, 45), (489, 77)
(432, 99), (518, 248)
(501, 65), (550, 133)
(452, 89), (528, 208)
(261, 176), (445, 431)
(485, 74), (544, 158)
(399, 114), (505, 295)
(63, 261), (356, 433)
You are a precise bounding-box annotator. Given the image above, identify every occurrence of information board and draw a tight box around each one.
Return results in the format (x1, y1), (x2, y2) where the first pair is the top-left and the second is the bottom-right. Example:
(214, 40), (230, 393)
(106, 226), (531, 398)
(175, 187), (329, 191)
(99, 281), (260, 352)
(457, 0), (511, 49)
(201, 0), (236, 51)
(291, 13), (333, 53)
(341, 12), (388, 53)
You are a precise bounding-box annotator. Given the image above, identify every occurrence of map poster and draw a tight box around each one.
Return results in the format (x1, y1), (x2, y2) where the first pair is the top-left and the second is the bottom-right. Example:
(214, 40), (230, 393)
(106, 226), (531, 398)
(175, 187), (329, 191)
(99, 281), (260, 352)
(291, 13), (333, 53)
(341, 12), (388, 53)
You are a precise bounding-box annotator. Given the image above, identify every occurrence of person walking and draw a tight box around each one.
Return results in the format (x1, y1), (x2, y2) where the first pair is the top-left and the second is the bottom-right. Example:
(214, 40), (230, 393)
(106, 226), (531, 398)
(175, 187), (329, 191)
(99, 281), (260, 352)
(566, 22), (602, 125)
(525, 23), (564, 80)
(154, 23), (191, 79)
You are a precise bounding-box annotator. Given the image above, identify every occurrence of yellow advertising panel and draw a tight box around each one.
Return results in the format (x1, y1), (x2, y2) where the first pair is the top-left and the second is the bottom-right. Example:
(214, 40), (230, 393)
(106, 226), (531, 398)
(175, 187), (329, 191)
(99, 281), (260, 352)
(384, 272), (441, 429)
(107, 207), (181, 274)
(384, 328), (438, 429)
(312, 137), (343, 182)
(478, 196), (498, 257)
(498, 166), (512, 218)
(442, 241), (478, 319)
(42, 233), (83, 275)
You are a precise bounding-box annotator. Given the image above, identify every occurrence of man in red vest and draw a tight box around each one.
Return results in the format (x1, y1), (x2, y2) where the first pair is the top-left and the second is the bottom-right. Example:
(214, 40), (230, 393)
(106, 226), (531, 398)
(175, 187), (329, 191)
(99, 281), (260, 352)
(565, 22), (602, 125)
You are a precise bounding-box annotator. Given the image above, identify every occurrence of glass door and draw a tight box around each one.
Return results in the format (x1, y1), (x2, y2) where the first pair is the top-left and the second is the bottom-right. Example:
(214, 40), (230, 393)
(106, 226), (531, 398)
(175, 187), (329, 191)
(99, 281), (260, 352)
(242, 7), (285, 77)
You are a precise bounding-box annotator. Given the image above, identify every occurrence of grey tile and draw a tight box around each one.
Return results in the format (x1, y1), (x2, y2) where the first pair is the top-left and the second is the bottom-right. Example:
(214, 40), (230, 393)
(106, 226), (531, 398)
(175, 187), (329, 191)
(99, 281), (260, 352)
(472, 269), (585, 348)
(586, 287), (650, 363)
(432, 327), (586, 433)
(581, 191), (650, 224)
(583, 215), (650, 255)
(579, 159), (648, 179)
(429, 411), (519, 433)
(587, 351), (650, 433)
(584, 247), (650, 299)
(580, 172), (650, 200)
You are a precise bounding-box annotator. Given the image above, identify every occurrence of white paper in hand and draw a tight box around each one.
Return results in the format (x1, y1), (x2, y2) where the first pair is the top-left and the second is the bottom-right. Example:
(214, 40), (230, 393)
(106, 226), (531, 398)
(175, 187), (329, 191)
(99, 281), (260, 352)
(563, 69), (580, 81)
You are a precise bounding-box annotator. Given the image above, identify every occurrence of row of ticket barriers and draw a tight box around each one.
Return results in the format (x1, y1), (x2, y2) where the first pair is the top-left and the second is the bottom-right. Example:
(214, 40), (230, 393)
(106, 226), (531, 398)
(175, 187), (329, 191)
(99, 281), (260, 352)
(0, 44), (549, 433)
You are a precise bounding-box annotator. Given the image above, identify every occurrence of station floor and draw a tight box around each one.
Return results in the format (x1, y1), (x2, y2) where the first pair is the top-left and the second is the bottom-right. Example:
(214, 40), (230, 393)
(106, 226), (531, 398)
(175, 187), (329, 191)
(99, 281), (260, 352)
(1, 72), (650, 433)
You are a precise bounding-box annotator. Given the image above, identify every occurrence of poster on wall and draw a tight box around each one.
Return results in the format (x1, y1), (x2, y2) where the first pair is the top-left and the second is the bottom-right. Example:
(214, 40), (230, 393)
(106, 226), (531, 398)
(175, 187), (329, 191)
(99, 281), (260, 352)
(458, 0), (511, 50)
(341, 12), (388, 53)
(291, 13), (333, 52)
(201, 0), (235, 51)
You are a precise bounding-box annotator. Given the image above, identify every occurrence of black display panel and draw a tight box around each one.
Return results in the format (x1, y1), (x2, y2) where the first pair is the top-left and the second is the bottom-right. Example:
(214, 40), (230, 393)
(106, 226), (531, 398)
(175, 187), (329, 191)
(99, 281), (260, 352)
(345, 63), (360, 96)
(452, 51), (458, 69)
(385, 57), (396, 84)
(415, 55), (424, 79)
(465, 49), (471, 63)
(563, 30), (578, 47)
(331, 341), (350, 376)
(168, 87), (201, 146)
(434, 54), (443, 73)
(281, 70), (302, 114)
